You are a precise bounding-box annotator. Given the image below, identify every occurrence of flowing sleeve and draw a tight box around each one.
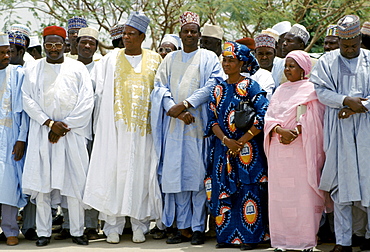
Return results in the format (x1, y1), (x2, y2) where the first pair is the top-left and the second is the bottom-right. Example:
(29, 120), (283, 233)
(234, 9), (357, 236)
(186, 50), (224, 109)
(22, 61), (50, 126)
(311, 52), (346, 108)
(248, 79), (269, 130)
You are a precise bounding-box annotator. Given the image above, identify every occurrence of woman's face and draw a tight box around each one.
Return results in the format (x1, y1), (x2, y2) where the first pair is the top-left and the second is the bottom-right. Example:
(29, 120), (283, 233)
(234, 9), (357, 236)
(222, 56), (243, 75)
(284, 57), (304, 82)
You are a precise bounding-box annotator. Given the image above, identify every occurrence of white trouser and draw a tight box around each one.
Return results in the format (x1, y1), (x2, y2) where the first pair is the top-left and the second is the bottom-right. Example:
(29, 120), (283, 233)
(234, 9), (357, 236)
(36, 192), (84, 237)
(352, 202), (368, 237)
(1, 204), (19, 237)
(332, 192), (370, 246)
(103, 216), (150, 236)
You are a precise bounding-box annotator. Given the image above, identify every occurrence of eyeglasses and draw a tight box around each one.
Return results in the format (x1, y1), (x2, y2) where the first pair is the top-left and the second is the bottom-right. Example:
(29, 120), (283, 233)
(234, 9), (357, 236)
(44, 42), (64, 50)
(158, 47), (173, 54)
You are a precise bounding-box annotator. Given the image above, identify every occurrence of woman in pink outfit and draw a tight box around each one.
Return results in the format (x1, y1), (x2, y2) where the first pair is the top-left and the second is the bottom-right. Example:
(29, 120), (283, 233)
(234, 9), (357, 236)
(264, 50), (325, 252)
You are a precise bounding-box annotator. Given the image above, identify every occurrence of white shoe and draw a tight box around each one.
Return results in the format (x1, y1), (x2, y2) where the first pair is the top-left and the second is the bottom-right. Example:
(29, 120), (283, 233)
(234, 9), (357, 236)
(132, 229), (146, 243)
(106, 233), (120, 244)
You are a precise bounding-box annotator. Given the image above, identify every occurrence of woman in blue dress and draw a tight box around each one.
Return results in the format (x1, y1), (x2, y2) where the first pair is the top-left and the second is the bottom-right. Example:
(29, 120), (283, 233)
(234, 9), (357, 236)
(205, 41), (269, 250)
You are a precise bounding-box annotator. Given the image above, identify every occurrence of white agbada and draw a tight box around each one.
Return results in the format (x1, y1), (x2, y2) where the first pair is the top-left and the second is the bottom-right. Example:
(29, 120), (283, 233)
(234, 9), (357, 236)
(83, 49), (163, 225)
(22, 57), (94, 202)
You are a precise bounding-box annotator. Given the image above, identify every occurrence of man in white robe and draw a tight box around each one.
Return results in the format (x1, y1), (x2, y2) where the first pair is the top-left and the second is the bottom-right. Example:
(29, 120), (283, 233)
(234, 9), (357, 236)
(83, 12), (163, 244)
(311, 15), (370, 252)
(21, 26), (93, 247)
(151, 11), (224, 245)
(55, 27), (100, 241)
(0, 32), (28, 246)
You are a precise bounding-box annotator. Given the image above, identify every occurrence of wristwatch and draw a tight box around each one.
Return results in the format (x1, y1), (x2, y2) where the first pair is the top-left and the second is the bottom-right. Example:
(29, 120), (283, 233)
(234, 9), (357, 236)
(48, 120), (54, 128)
(183, 100), (189, 109)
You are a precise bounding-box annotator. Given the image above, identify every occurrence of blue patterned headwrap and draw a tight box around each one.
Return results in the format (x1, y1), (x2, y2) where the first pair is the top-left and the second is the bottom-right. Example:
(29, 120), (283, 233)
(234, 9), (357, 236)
(222, 41), (259, 75)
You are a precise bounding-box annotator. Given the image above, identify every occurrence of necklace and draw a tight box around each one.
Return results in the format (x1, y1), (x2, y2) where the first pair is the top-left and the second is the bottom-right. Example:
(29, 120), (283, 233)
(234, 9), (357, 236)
(227, 75), (244, 84)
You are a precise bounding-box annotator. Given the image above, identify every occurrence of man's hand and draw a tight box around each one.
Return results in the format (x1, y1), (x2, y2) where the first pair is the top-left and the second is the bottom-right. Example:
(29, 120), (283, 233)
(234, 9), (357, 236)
(167, 103), (186, 118)
(338, 107), (356, 119)
(178, 112), (195, 125)
(51, 121), (70, 136)
(343, 97), (368, 113)
(12, 141), (25, 161)
(48, 130), (61, 144)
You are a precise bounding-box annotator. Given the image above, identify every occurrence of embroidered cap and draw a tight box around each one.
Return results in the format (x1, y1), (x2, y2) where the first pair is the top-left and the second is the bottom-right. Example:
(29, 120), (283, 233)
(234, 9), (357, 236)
(109, 24), (125, 40)
(43, 26), (67, 39)
(337, 15), (361, 39)
(202, 24), (223, 40)
(261, 28), (279, 42)
(361, 21), (370, 36)
(125, 11), (150, 34)
(179, 11), (200, 27)
(0, 32), (10, 46)
(254, 33), (276, 49)
(67, 16), (88, 30)
(289, 24), (310, 45)
(326, 24), (338, 37)
(272, 21), (292, 36)
(10, 24), (31, 38)
(8, 31), (27, 47)
(78, 27), (99, 41)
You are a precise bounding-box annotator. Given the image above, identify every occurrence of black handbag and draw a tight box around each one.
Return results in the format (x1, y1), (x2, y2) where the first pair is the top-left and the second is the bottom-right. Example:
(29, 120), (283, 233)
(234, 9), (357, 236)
(234, 97), (256, 131)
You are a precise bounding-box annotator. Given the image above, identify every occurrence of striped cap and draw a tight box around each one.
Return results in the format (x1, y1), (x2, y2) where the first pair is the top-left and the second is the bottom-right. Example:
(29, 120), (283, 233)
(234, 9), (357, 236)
(67, 16), (88, 30)
(326, 24), (338, 37)
(109, 24), (125, 40)
(126, 11), (150, 34)
(337, 15), (361, 39)
(361, 21), (370, 36)
(8, 31), (27, 47)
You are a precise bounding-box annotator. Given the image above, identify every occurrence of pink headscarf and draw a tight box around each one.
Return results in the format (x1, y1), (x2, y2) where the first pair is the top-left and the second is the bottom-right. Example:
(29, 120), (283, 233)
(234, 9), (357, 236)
(286, 50), (312, 77)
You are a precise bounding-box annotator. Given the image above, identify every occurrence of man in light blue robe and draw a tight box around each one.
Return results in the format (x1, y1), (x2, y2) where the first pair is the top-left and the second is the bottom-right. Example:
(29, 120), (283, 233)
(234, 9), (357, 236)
(151, 11), (223, 245)
(311, 15), (370, 252)
(0, 32), (28, 246)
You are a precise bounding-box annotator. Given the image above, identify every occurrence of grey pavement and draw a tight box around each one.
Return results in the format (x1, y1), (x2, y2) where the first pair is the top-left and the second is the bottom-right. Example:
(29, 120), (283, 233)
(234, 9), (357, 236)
(0, 232), (341, 252)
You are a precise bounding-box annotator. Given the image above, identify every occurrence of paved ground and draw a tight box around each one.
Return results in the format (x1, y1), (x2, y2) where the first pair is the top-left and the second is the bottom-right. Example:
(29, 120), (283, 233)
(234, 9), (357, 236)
(0, 232), (345, 252)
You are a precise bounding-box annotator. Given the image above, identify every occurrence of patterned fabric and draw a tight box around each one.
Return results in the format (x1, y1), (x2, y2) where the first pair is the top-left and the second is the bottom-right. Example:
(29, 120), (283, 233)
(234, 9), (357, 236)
(110, 24), (125, 40)
(254, 34), (276, 49)
(205, 77), (269, 244)
(337, 15), (360, 39)
(179, 11), (200, 27)
(289, 24), (310, 45)
(222, 41), (259, 75)
(8, 31), (27, 47)
(125, 11), (150, 34)
(326, 24), (338, 37)
(67, 16), (87, 30)
(10, 24), (30, 38)
(362, 21), (370, 36)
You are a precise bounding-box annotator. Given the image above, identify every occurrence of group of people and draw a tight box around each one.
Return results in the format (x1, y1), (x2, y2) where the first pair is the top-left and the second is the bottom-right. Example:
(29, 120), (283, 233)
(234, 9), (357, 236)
(0, 9), (370, 252)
